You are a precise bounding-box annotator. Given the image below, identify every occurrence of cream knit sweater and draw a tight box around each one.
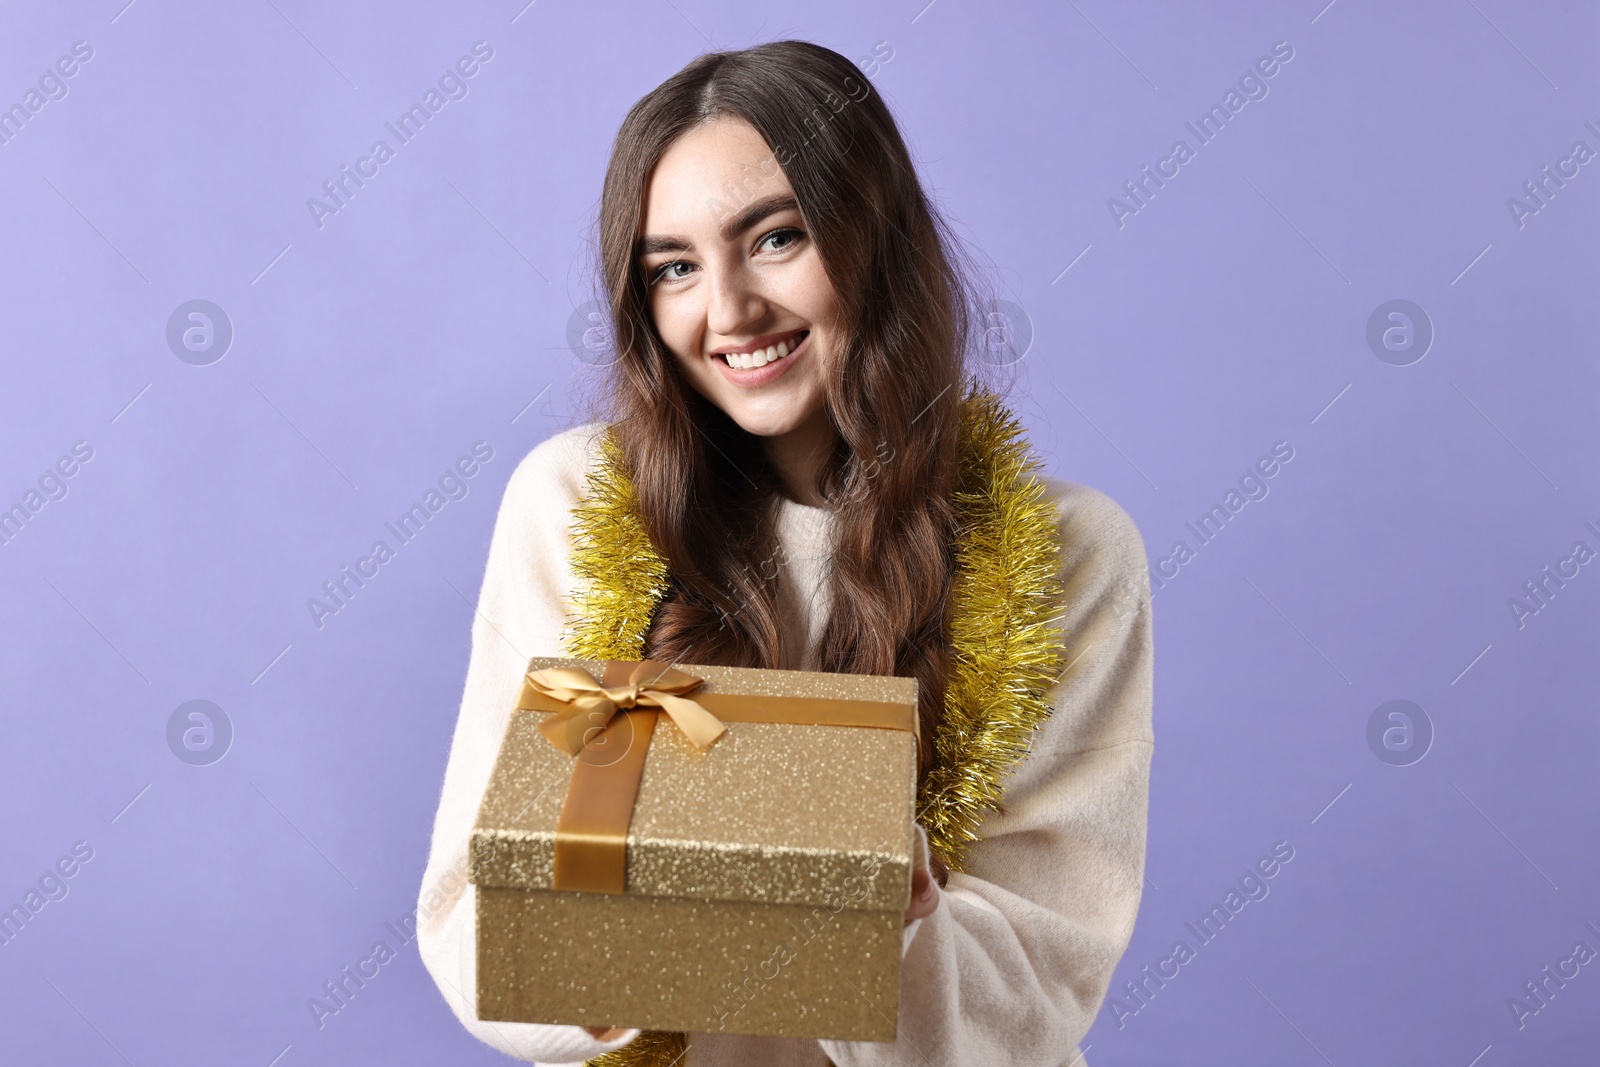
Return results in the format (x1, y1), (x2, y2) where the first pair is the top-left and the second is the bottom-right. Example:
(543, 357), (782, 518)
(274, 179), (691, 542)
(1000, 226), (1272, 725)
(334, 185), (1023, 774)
(416, 422), (1155, 1067)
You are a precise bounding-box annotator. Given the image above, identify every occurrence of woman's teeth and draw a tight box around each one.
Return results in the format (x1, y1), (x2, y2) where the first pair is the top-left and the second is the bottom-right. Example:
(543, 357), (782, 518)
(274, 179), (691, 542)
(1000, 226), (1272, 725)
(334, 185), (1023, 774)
(722, 332), (805, 369)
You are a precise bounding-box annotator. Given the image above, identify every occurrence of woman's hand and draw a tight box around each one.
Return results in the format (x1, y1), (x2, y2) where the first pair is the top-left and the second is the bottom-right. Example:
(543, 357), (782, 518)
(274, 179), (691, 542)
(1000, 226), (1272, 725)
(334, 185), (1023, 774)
(905, 822), (941, 926)
(905, 863), (939, 924)
(583, 1026), (628, 1041)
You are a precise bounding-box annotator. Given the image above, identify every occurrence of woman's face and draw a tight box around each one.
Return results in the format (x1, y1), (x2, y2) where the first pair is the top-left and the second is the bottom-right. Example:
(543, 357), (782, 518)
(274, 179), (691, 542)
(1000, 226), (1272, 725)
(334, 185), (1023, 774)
(637, 115), (838, 440)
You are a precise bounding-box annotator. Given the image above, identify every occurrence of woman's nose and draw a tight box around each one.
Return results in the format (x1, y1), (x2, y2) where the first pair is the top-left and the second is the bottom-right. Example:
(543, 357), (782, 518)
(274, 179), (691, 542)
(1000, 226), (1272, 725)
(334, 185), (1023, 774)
(705, 266), (765, 336)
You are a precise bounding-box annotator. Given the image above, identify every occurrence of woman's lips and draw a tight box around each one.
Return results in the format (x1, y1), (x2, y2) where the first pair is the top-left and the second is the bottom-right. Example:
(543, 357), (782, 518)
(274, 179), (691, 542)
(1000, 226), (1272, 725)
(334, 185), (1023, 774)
(711, 330), (808, 387)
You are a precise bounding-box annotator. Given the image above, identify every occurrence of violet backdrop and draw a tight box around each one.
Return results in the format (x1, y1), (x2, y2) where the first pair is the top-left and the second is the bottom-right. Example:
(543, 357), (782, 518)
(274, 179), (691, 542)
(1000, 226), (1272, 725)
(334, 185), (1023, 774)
(1, 1), (1595, 1064)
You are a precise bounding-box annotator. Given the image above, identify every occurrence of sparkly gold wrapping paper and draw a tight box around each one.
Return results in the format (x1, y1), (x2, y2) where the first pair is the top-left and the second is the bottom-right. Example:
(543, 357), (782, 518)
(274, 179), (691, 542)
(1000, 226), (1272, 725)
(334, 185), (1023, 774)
(470, 658), (919, 1041)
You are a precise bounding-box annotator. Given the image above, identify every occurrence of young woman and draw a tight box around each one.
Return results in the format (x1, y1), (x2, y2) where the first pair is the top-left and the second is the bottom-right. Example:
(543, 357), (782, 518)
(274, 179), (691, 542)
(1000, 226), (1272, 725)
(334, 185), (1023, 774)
(416, 40), (1154, 1067)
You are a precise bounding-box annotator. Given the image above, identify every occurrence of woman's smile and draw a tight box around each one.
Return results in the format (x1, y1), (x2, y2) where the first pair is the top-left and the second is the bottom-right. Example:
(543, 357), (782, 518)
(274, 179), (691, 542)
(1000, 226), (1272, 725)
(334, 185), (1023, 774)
(710, 328), (809, 385)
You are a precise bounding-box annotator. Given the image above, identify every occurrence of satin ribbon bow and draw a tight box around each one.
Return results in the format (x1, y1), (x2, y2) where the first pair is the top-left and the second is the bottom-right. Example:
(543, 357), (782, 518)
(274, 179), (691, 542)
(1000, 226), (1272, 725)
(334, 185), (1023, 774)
(522, 659), (728, 756)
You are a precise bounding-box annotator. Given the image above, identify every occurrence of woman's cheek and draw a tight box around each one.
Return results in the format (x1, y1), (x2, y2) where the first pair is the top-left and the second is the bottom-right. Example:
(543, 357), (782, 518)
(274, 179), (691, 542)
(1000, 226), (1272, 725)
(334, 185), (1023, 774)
(659, 305), (704, 370)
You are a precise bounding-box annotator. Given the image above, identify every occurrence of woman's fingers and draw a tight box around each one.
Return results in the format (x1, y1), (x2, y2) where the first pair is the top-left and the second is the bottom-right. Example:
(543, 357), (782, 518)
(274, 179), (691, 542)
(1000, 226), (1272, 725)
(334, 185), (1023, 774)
(904, 862), (939, 924)
(904, 822), (939, 925)
(583, 1026), (628, 1040)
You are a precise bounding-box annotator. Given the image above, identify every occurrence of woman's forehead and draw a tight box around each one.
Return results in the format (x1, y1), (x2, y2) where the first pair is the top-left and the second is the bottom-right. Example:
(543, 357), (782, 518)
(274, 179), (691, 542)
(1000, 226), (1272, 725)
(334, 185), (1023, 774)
(644, 117), (793, 230)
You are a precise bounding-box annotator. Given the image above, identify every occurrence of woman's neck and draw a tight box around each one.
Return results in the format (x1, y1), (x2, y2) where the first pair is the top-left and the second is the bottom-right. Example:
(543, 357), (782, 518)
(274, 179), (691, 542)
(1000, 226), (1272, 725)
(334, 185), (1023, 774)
(762, 406), (837, 509)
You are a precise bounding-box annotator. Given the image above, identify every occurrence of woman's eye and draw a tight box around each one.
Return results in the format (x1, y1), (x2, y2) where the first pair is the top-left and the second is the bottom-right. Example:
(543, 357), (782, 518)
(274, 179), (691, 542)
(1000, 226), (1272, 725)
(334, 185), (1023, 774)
(760, 228), (804, 253)
(652, 260), (694, 284)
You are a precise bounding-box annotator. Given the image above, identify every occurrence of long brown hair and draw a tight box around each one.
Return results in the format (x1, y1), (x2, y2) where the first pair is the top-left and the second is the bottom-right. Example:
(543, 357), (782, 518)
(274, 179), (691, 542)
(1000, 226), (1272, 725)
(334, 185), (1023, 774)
(593, 40), (997, 803)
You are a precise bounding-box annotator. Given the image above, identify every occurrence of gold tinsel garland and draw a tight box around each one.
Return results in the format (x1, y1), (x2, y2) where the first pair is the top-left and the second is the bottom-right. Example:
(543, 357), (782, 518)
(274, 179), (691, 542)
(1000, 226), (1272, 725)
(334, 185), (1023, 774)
(564, 427), (672, 662)
(919, 387), (1069, 875)
(566, 386), (1066, 1067)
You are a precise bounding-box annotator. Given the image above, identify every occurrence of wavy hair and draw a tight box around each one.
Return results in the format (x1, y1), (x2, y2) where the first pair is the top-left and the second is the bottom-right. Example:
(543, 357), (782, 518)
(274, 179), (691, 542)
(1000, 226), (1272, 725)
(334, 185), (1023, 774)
(592, 41), (998, 838)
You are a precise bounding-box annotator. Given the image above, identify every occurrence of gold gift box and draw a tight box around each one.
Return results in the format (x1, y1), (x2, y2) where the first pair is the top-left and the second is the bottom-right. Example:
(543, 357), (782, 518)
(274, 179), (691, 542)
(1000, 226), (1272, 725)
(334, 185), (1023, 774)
(468, 656), (919, 1041)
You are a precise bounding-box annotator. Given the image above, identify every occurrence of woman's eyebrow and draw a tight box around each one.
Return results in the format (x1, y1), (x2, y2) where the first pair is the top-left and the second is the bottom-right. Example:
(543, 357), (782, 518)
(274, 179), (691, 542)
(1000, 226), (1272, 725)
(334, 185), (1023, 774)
(636, 194), (800, 257)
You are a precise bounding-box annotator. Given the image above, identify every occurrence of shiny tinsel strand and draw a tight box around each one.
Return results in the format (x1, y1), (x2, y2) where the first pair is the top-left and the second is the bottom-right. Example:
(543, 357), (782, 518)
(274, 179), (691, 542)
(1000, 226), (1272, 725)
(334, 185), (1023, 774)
(584, 1027), (687, 1067)
(564, 428), (670, 662)
(917, 387), (1067, 876)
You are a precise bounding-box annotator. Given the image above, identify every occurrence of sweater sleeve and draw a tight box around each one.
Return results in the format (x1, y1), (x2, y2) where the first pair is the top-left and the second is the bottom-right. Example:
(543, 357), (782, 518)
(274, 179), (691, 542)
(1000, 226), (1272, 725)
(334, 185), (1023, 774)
(415, 423), (645, 1066)
(819, 479), (1156, 1067)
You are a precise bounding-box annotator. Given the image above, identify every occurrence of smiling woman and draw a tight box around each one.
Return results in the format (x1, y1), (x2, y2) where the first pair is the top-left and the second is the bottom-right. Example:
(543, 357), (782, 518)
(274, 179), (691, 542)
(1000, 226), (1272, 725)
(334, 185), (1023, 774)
(416, 38), (1154, 1067)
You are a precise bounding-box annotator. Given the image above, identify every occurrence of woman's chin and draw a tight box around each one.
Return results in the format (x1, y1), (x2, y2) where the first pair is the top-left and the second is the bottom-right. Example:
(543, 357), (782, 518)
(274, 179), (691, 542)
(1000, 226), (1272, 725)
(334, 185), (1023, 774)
(730, 407), (825, 441)
(714, 392), (827, 441)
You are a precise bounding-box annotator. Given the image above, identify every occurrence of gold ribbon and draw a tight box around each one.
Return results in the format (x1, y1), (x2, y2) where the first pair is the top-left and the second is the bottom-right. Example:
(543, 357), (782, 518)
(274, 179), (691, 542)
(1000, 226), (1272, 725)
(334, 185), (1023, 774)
(514, 658), (917, 894)
(520, 659), (727, 756)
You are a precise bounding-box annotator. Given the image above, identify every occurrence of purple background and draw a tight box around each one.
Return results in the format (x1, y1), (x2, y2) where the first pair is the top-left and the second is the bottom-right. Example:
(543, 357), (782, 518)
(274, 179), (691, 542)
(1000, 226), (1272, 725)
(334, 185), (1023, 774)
(2, 1), (1595, 1064)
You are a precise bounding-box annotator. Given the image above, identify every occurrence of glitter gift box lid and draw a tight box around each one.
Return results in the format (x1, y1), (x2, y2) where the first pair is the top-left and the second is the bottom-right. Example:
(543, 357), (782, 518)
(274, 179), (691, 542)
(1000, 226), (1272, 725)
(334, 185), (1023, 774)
(468, 658), (920, 912)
